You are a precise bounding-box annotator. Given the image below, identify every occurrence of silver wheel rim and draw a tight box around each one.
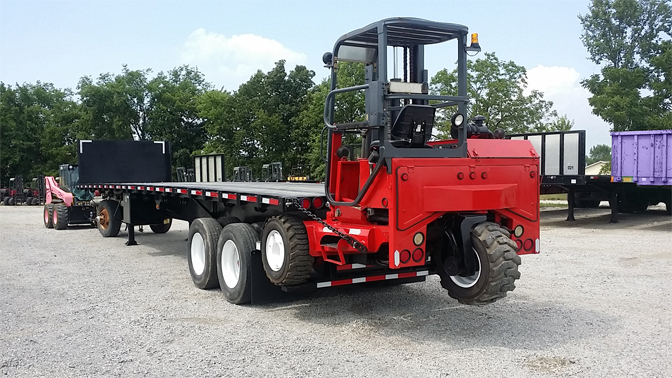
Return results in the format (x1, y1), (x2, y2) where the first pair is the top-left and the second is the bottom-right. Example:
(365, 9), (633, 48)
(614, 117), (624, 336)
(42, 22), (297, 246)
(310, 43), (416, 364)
(450, 248), (482, 288)
(190, 233), (206, 276)
(221, 240), (241, 289)
(265, 230), (285, 272)
(44, 208), (49, 224)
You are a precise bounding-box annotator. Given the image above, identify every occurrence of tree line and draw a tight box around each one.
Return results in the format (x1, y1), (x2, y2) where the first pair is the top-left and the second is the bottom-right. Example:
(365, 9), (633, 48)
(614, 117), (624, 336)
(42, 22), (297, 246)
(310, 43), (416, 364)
(0, 54), (568, 185)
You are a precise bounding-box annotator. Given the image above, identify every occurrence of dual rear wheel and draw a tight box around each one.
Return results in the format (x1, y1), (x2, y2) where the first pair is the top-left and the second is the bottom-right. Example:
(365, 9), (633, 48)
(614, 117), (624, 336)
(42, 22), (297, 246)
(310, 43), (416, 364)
(187, 215), (312, 304)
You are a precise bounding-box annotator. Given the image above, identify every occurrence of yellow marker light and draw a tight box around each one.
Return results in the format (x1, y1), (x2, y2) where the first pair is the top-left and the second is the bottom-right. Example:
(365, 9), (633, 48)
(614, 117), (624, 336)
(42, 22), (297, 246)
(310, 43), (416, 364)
(471, 33), (479, 44)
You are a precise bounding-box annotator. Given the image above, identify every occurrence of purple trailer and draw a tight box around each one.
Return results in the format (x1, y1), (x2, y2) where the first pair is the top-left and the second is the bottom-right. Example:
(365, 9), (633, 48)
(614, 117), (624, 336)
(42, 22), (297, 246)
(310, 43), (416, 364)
(611, 130), (672, 186)
(608, 130), (672, 215)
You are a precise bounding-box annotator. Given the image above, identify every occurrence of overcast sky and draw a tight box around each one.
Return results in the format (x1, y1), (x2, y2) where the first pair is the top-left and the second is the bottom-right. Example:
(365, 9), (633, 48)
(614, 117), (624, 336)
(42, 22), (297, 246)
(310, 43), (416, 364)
(0, 0), (612, 147)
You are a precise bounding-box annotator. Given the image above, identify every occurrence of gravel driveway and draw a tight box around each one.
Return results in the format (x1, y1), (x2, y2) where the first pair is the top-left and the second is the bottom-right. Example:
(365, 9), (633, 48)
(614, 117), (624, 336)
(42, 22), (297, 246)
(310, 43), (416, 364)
(1, 205), (671, 377)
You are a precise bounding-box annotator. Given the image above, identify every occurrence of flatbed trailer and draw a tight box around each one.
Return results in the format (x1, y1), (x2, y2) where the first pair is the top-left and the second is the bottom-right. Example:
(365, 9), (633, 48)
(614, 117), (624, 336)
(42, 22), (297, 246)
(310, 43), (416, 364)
(509, 130), (671, 222)
(75, 18), (541, 306)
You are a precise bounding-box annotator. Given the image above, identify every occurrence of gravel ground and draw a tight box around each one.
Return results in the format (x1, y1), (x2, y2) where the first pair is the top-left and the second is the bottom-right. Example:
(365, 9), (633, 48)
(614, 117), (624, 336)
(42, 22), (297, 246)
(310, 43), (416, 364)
(1, 204), (671, 377)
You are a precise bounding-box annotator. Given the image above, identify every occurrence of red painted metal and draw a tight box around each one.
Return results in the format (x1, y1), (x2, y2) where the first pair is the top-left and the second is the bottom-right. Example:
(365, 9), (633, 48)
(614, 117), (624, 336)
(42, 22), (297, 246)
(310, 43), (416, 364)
(302, 135), (541, 270)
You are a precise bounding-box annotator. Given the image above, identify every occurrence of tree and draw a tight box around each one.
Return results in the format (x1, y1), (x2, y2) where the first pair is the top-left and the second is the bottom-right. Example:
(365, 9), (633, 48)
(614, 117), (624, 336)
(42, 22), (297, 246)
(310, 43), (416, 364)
(199, 61), (315, 177)
(586, 144), (612, 165)
(430, 52), (568, 135)
(548, 115), (574, 132)
(77, 66), (151, 140)
(146, 65), (212, 169)
(297, 62), (366, 179)
(0, 82), (82, 185)
(579, 0), (672, 131)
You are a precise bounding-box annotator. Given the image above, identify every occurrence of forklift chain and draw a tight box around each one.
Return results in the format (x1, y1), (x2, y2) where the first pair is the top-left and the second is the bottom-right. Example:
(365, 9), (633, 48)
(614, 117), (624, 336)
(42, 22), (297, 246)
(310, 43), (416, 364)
(291, 198), (368, 254)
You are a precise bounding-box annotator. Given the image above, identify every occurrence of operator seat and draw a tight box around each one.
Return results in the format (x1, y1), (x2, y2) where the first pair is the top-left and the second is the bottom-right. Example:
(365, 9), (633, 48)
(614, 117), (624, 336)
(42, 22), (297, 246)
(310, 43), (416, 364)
(390, 104), (436, 148)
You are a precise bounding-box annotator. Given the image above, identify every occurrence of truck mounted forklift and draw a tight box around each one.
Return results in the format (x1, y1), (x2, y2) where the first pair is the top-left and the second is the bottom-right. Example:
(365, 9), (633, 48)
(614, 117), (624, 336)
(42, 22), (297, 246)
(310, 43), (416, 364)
(85, 18), (540, 306)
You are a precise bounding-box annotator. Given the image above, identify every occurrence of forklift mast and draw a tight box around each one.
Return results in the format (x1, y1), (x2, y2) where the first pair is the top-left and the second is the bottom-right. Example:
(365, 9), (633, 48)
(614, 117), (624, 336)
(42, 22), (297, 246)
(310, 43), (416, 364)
(322, 18), (481, 205)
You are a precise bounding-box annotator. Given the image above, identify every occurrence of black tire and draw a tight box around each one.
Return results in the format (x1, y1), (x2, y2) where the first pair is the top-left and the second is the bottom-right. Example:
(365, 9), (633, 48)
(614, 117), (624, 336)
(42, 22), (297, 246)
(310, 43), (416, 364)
(2, 197), (9, 206)
(97, 200), (122, 237)
(149, 218), (172, 234)
(634, 200), (649, 213)
(216, 216), (241, 228)
(217, 223), (259, 304)
(261, 215), (313, 286)
(575, 199), (600, 208)
(43, 204), (54, 228)
(53, 204), (69, 230)
(437, 221), (521, 305)
(187, 218), (222, 289)
(8, 198), (15, 206)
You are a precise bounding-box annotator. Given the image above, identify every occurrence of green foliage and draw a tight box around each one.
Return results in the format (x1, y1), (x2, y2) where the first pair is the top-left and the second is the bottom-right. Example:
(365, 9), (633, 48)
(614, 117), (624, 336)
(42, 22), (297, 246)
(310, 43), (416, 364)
(430, 52), (567, 135)
(146, 65), (212, 169)
(78, 66), (150, 140)
(579, 0), (672, 131)
(199, 61), (315, 178)
(548, 115), (575, 131)
(586, 143), (612, 165)
(0, 82), (82, 185)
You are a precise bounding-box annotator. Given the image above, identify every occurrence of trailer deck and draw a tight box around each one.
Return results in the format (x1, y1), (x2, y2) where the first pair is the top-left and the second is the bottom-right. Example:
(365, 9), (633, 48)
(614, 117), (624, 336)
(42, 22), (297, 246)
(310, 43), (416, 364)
(80, 181), (326, 206)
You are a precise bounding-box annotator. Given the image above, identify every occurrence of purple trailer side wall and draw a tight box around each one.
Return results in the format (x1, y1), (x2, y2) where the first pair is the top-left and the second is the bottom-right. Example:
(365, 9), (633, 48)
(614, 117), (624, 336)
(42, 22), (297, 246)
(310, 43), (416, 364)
(611, 130), (672, 186)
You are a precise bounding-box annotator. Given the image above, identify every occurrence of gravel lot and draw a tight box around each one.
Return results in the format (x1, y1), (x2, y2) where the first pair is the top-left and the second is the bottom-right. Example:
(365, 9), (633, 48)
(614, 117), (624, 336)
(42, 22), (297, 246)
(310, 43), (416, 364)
(1, 204), (671, 377)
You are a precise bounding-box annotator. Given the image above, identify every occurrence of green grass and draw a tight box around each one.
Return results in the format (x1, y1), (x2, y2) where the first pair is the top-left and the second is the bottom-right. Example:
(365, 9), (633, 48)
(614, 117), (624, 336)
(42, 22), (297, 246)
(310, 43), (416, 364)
(540, 202), (567, 208)
(540, 194), (567, 201)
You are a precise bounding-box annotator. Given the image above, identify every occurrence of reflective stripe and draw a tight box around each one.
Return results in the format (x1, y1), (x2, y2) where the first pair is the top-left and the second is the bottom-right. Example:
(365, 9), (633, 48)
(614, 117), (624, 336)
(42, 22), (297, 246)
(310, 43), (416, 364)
(315, 271), (428, 289)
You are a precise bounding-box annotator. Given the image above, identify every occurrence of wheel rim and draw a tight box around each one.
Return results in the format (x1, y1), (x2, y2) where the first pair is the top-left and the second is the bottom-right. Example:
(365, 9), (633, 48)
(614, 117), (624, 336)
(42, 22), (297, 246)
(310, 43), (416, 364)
(265, 230), (285, 272)
(221, 240), (241, 289)
(44, 208), (49, 224)
(53, 209), (58, 225)
(190, 232), (206, 276)
(450, 248), (482, 289)
(99, 208), (110, 230)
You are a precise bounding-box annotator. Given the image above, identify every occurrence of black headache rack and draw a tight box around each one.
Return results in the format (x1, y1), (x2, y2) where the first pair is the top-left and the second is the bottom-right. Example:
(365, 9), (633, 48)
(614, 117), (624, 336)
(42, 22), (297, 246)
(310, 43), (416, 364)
(508, 130), (589, 186)
(77, 140), (172, 184)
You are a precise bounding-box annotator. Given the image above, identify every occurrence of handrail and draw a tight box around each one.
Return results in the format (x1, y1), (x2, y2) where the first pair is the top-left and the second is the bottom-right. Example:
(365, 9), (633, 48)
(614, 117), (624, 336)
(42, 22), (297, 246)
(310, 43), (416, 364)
(323, 84), (370, 129)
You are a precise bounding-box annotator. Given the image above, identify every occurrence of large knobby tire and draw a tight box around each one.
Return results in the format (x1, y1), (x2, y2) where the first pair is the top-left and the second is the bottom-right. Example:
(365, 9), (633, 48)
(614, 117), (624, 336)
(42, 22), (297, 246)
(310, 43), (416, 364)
(439, 222), (521, 305)
(188, 218), (222, 290)
(97, 200), (122, 237)
(53, 204), (69, 230)
(8, 198), (15, 206)
(150, 218), (172, 234)
(43, 204), (54, 228)
(217, 223), (259, 304)
(2, 197), (9, 206)
(261, 215), (313, 286)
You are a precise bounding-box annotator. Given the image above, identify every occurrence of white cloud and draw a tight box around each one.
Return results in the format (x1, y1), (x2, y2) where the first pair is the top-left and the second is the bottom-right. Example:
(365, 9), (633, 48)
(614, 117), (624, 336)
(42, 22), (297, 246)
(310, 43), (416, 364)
(525, 65), (612, 148)
(181, 28), (308, 91)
